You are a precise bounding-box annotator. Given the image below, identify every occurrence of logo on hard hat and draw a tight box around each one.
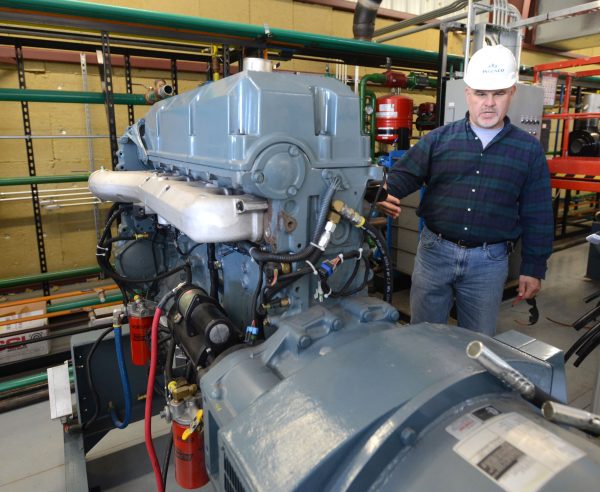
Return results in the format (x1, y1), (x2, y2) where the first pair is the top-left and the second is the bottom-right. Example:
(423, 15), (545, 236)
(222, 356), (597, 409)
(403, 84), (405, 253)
(482, 63), (505, 74)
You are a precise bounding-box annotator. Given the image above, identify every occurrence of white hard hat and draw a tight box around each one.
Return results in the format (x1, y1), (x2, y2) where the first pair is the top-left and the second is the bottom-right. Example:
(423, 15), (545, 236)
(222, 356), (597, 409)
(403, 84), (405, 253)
(464, 45), (518, 90)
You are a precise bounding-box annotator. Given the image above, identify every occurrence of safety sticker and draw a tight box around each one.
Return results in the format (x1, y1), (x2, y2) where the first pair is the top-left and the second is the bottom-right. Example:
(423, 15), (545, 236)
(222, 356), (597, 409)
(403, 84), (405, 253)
(379, 103), (395, 111)
(453, 413), (585, 492)
(376, 111), (398, 118)
(446, 405), (501, 440)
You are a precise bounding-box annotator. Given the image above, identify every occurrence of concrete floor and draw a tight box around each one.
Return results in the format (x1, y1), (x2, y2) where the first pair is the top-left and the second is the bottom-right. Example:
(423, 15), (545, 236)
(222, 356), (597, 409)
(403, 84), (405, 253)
(1, 242), (599, 491)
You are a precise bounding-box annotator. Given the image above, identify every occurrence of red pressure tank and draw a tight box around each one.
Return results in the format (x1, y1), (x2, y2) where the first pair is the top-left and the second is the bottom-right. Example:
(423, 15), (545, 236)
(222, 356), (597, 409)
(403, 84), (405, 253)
(375, 95), (414, 150)
(172, 420), (209, 489)
(127, 297), (155, 366)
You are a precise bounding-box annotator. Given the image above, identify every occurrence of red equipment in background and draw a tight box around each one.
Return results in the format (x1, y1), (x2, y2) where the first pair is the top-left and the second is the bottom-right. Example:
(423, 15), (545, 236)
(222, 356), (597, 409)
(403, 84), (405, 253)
(376, 94), (413, 150)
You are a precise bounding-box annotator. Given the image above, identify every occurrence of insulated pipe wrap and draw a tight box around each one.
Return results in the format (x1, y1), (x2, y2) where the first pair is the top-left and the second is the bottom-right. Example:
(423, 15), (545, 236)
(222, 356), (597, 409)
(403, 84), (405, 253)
(353, 0), (383, 41)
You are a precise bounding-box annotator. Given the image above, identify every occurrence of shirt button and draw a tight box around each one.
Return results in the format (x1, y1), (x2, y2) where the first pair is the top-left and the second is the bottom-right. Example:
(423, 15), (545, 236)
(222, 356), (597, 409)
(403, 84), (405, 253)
(472, 188), (476, 192)
(464, 227), (468, 231)
(476, 170), (480, 174)
(480, 153), (483, 157)
(467, 208), (472, 212)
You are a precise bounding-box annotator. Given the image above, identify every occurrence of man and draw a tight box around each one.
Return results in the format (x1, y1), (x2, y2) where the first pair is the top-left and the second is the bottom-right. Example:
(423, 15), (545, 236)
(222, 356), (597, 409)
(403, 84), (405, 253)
(378, 44), (553, 336)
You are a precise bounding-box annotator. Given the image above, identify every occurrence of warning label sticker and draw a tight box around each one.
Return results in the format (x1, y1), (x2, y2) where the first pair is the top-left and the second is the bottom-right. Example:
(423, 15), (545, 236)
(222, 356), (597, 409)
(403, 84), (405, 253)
(446, 405), (501, 440)
(453, 413), (585, 492)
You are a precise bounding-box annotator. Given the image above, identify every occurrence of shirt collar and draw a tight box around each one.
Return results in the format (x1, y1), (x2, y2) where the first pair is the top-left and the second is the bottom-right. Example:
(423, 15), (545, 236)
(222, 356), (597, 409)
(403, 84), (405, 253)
(464, 112), (512, 140)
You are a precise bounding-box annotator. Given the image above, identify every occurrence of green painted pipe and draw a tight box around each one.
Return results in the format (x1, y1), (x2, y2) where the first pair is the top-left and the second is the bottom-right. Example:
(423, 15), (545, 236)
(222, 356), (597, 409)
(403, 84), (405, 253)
(365, 89), (377, 159)
(359, 73), (387, 135)
(47, 293), (123, 312)
(0, 88), (147, 105)
(0, 266), (101, 289)
(0, 366), (73, 393)
(0, 0), (463, 68)
(0, 174), (89, 186)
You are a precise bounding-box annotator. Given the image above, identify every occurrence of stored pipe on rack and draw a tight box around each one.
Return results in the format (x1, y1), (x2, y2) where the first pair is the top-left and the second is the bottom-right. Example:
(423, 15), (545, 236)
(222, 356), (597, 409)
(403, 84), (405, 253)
(0, 367), (74, 394)
(0, 87), (147, 105)
(0, 266), (101, 290)
(47, 293), (123, 313)
(0, 174), (89, 186)
(0, 284), (117, 309)
(0, 299), (123, 328)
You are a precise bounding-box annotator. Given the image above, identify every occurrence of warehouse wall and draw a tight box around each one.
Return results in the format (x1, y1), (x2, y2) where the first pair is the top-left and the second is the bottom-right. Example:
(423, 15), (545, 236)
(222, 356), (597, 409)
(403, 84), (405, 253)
(0, 0), (593, 282)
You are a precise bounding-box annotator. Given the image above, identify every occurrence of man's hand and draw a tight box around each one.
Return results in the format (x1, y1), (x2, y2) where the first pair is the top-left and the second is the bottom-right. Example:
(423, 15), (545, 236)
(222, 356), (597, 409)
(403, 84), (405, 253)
(376, 194), (401, 219)
(515, 275), (541, 303)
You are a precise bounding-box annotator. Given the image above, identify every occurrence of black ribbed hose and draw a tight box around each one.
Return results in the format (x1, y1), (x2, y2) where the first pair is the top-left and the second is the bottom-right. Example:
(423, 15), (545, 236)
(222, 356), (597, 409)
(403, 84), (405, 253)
(361, 222), (393, 303)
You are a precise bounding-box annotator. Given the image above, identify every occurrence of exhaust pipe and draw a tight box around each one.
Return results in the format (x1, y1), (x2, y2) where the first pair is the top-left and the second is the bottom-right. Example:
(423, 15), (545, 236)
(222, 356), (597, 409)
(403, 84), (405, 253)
(353, 0), (383, 41)
(466, 340), (555, 407)
(542, 401), (600, 436)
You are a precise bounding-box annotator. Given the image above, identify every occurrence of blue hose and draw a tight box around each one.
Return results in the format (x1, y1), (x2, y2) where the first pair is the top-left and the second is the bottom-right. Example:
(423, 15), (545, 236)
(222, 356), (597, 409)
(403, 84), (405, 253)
(110, 325), (132, 429)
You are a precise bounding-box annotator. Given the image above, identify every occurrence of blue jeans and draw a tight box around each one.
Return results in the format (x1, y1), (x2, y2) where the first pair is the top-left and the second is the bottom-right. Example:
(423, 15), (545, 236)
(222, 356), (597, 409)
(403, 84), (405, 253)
(410, 226), (509, 336)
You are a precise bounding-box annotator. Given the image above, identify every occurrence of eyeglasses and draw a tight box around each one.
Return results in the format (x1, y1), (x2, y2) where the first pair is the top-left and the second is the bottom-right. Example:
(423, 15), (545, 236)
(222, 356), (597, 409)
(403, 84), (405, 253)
(513, 297), (539, 326)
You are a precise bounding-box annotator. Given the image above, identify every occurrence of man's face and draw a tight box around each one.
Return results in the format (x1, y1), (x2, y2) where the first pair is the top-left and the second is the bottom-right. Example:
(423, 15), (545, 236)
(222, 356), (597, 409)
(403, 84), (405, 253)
(465, 85), (516, 129)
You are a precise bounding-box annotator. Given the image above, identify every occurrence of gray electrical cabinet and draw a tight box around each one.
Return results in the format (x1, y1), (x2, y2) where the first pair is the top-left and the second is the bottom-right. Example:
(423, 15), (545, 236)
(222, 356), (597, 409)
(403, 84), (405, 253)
(444, 79), (544, 140)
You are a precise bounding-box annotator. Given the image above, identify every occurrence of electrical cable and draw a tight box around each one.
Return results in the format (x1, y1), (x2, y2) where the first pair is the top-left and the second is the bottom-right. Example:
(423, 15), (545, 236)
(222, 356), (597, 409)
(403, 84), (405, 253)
(208, 243), (219, 299)
(165, 337), (176, 383)
(573, 327), (600, 367)
(361, 221), (393, 303)
(145, 284), (184, 492)
(251, 263), (265, 325)
(565, 320), (600, 362)
(161, 432), (173, 491)
(146, 305), (165, 492)
(81, 326), (114, 431)
(109, 324), (132, 429)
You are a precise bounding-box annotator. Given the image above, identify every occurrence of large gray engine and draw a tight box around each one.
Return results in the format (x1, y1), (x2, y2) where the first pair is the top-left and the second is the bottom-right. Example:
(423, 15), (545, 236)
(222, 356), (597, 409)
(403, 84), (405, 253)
(88, 60), (600, 491)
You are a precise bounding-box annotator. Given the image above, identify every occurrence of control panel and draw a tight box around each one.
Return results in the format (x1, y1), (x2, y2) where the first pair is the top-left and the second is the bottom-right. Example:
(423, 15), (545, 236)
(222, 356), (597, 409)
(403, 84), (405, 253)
(444, 79), (544, 140)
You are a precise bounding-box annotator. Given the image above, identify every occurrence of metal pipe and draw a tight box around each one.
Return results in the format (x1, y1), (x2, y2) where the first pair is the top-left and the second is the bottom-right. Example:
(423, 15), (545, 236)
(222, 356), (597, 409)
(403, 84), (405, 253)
(0, 87), (147, 105)
(0, 0), (464, 69)
(0, 187), (89, 196)
(352, 0), (383, 41)
(40, 195), (95, 204)
(0, 285), (117, 309)
(0, 266), (101, 289)
(0, 135), (109, 139)
(464, 0), (474, 74)
(0, 366), (73, 393)
(2, 321), (113, 350)
(0, 175), (89, 186)
(1, 192), (92, 202)
(44, 200), (101, 209)
(0, 300), (123, 327)
(47, 293), (123, 312)
(359, 73), (387, 134)
(373, 0), (469, 38)
(466, 340), (555, 407)
(542, 401), (600, 435)
(0, 388), (50, 413)
(375, 3), (492, 44)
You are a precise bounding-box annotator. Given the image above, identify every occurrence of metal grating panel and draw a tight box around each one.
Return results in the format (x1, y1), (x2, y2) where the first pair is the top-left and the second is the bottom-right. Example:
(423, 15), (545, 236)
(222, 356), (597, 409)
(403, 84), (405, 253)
(224, 454), (247, 492)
